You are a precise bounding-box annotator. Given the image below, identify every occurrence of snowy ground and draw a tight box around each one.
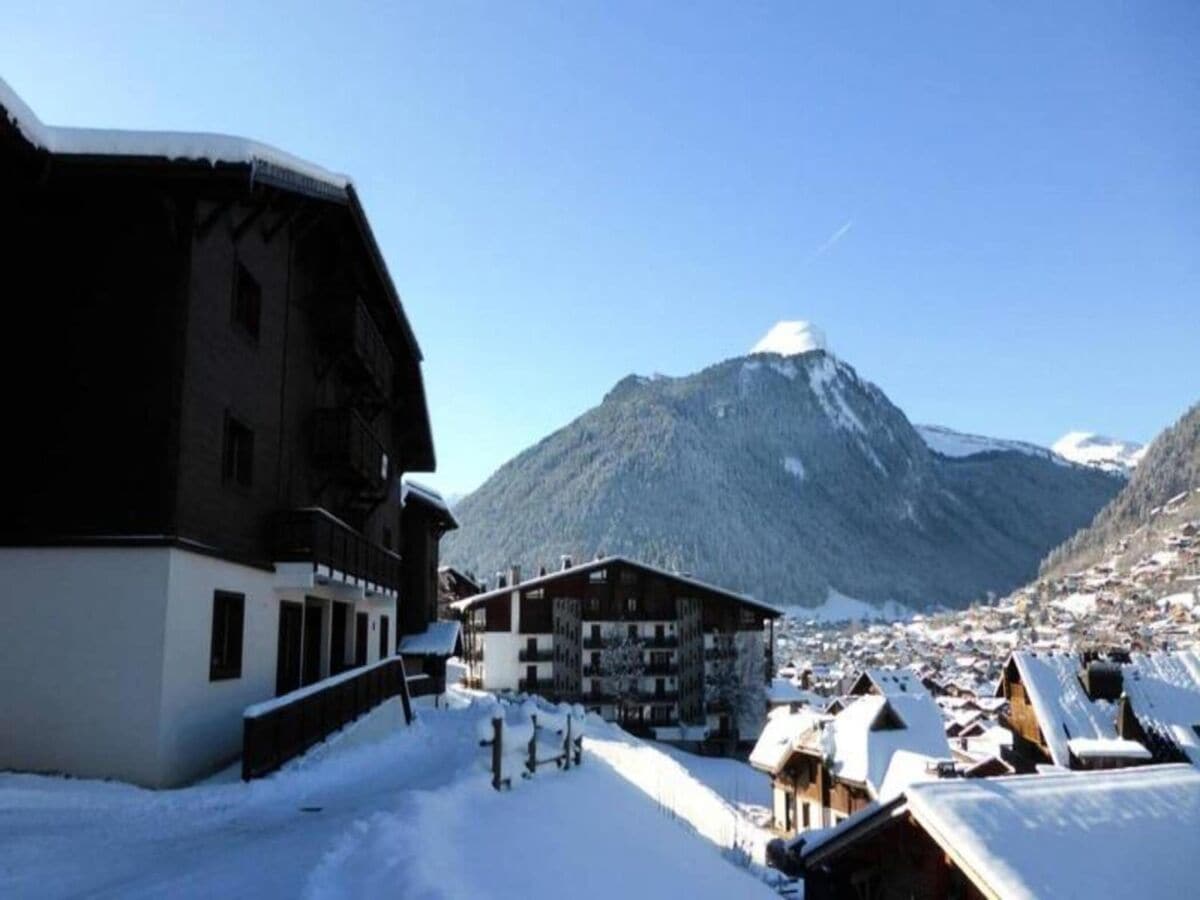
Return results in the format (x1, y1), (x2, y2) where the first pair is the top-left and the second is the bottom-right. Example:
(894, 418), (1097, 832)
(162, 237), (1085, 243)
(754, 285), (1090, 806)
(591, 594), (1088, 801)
(0, 693), (779, 899)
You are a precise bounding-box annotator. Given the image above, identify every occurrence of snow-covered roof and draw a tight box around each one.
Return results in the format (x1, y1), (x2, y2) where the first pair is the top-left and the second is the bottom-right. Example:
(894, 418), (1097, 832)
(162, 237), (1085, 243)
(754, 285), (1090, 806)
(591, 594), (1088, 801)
(1123, 650), (1200, 767)
(0, 76), (348, 195)
(815, 693), (951, 798)
(1010, 652), (1144, 768)
(451, 555), (784, 618)
(749, 707), (826, 774)
(398, 621), (461, 657)
(766, 677), (824, 707)
(904, 765), (1200, 900)
(1066, 737), (1152, 761)
(854, 668), (927, 698)
(400, 479), (458, 528)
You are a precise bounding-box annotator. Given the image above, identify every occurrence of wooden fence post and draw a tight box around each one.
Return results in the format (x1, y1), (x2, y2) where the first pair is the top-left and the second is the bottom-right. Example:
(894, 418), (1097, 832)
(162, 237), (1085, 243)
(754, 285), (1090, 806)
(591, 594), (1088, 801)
(562, 714), (572, 771)
(491, 716), (505, 791)
(525, 714), (539, 778)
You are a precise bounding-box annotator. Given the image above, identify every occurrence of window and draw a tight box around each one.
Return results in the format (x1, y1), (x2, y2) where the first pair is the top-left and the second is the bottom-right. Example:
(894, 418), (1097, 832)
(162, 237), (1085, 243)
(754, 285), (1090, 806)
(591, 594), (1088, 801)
(232, 263), (261, 339)
(627, 596), (638, 612)
(222, 414), (254, 487)
(589, 569), (607, 583)
(627, 624), (638, 640)
(210, 591), (245, 680)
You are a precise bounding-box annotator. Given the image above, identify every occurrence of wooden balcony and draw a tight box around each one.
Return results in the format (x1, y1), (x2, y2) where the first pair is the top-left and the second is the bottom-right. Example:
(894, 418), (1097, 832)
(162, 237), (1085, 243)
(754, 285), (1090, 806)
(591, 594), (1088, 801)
(311, 408), (391, 495)
(322, 296), (394, 405)
(270, 507), (402, 593)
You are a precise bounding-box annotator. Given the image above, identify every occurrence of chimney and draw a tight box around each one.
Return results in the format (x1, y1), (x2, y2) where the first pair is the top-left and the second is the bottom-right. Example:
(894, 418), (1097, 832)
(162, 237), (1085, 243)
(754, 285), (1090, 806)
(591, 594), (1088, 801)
(538, 564), (547, 577)
(560, 555), (573, 571)
(509, 565), (521, 587)
(496, 571), (506, 589)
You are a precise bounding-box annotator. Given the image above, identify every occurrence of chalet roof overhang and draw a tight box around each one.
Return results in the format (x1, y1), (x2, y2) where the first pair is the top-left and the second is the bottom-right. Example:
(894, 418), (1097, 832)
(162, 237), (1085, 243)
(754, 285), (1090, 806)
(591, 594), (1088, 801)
(797, 795), (909, 867)
(450, 554), (785, 619)
(0, 79), (436, 472)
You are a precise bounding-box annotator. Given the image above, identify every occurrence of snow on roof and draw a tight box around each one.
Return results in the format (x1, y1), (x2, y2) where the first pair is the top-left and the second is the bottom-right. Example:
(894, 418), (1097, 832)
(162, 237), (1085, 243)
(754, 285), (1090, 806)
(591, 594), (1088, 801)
(1123, 651), (1200, 767)
(749, 320), (827, 356)
(749, 707), (825, 774)
(398, 621), (461, 657)
(817, 694), (951, 797)
(766, 677), (824, 707)
(1011, 652), (1142, 768)
(0, 76), (349, 193)
(451, 555), (784, 618)
(400, 479), (458, 527)
(905, 765), (1200, 900)
(1066, 737), (1152, 761)
(857, 668), (927, 698)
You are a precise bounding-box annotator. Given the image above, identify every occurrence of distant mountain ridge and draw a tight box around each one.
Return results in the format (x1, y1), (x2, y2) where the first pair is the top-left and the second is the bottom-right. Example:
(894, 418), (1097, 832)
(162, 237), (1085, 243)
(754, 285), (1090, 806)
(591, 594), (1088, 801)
(444, 349), (1122, 611)
(1042, 403), (1200, 575)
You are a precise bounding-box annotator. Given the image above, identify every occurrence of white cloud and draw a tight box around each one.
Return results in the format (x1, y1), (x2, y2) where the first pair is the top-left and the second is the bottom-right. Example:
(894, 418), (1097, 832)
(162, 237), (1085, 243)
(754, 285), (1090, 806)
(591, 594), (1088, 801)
(751, 321), (828, 356)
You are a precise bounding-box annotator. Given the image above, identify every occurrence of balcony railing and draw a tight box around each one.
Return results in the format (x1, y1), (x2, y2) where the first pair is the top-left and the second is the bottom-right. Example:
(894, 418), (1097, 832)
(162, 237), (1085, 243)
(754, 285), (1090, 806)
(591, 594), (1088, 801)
(349, 298), (394, 400)
(638, 691), (679, 704)
(518, 648), (555, 663)
(271, 507), (402, 593)
(644, 662), (679, 676)
(311, 408), (391, 493)
(642, 636), (678, 649)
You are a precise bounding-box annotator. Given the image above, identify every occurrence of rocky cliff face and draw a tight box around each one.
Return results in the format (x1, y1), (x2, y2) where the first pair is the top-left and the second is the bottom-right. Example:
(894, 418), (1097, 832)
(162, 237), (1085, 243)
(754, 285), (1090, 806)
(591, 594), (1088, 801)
(445, 350), (1122, 611)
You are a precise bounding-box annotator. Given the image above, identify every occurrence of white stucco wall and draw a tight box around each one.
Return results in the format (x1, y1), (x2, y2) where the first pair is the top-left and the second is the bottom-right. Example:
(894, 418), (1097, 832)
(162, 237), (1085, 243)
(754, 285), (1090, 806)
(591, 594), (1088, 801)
(0, 547), (172, 785)
(1, 546), (402, 788)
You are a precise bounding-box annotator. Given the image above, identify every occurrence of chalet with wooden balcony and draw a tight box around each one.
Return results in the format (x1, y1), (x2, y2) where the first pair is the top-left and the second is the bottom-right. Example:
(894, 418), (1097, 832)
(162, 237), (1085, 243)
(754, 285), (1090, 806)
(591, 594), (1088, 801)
(997, 650), (1200, 772)
(0, 79), (450, 787)
(751, 674), (952, 837)
(452, 556), (781, 747)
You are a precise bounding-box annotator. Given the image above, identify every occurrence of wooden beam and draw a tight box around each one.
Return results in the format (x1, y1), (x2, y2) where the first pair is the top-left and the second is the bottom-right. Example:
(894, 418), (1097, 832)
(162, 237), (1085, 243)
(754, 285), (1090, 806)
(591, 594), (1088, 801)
(232, 203), (268, 243)
(195, 199), (233, 240)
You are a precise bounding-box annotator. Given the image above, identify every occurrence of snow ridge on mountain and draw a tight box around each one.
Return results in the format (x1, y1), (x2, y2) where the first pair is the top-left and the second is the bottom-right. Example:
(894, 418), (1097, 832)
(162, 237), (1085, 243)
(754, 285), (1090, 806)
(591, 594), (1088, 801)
(1052, 431), (1145, 475)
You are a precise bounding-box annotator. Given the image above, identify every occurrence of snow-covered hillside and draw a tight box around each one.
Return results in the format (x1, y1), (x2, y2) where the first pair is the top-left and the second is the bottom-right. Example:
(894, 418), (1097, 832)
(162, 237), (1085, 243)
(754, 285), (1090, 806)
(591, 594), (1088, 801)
(1052, 431), (1145, 475)
(0, 692), (778, 899)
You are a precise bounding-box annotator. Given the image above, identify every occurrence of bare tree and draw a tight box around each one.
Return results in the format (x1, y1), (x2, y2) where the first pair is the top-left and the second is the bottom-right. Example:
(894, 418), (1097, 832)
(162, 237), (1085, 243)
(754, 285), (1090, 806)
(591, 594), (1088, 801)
(599, 626), (645, 727)
(705, 632), (765, 741)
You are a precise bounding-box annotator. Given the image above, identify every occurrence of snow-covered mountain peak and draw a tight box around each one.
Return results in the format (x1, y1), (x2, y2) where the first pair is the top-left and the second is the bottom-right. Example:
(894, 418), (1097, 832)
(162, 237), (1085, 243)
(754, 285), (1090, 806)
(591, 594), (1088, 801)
(1052, 432), (1145, 475)
(750, 320), (827, 357)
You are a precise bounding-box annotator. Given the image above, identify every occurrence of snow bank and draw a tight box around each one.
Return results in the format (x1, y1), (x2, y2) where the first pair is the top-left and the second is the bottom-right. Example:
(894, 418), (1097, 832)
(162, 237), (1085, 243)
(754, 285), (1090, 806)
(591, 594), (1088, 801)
(1052, 431), (1145, 474)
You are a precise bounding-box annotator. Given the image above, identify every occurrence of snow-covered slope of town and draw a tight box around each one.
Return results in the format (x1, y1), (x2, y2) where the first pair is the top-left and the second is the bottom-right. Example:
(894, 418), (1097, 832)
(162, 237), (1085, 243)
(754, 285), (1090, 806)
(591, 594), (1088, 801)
(1052, 431), (1145, 475)
(0, 693), (778, 899)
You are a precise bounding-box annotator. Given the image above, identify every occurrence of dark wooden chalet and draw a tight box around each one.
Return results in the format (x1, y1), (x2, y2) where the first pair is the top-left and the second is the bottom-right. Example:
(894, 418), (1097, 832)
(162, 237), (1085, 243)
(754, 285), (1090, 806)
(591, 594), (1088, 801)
(0, 80), (450, 786)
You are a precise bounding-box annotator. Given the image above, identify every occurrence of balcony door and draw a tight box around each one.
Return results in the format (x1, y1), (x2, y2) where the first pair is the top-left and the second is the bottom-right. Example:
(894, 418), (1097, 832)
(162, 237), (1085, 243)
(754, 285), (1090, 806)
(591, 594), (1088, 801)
(331, 602), (349, 675)
(275, 601), (303, 696)
(302, 602), (323, 686)
(355, 612), (368, 667)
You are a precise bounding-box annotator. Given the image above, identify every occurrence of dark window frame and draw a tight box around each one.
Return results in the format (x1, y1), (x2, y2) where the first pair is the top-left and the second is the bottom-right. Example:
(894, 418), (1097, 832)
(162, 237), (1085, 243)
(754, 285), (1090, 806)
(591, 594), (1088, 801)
(222, 412), (255, 489)
(232, 261), (262, 341)
(210, 590), (245, 681)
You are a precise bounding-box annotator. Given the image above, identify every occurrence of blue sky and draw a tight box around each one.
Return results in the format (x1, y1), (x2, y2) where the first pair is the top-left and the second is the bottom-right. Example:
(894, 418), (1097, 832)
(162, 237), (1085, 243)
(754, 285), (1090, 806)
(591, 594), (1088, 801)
(4, 2), (1197, 495)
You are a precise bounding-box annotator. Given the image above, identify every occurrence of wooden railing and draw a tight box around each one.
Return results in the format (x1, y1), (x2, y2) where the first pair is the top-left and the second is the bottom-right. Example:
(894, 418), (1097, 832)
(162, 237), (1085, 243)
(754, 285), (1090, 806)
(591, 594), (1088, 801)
(311, 407), (390, 492)
(242, 656), (413, 781)
(350, 298), (394, 400)
(270, 507), (402, 593)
